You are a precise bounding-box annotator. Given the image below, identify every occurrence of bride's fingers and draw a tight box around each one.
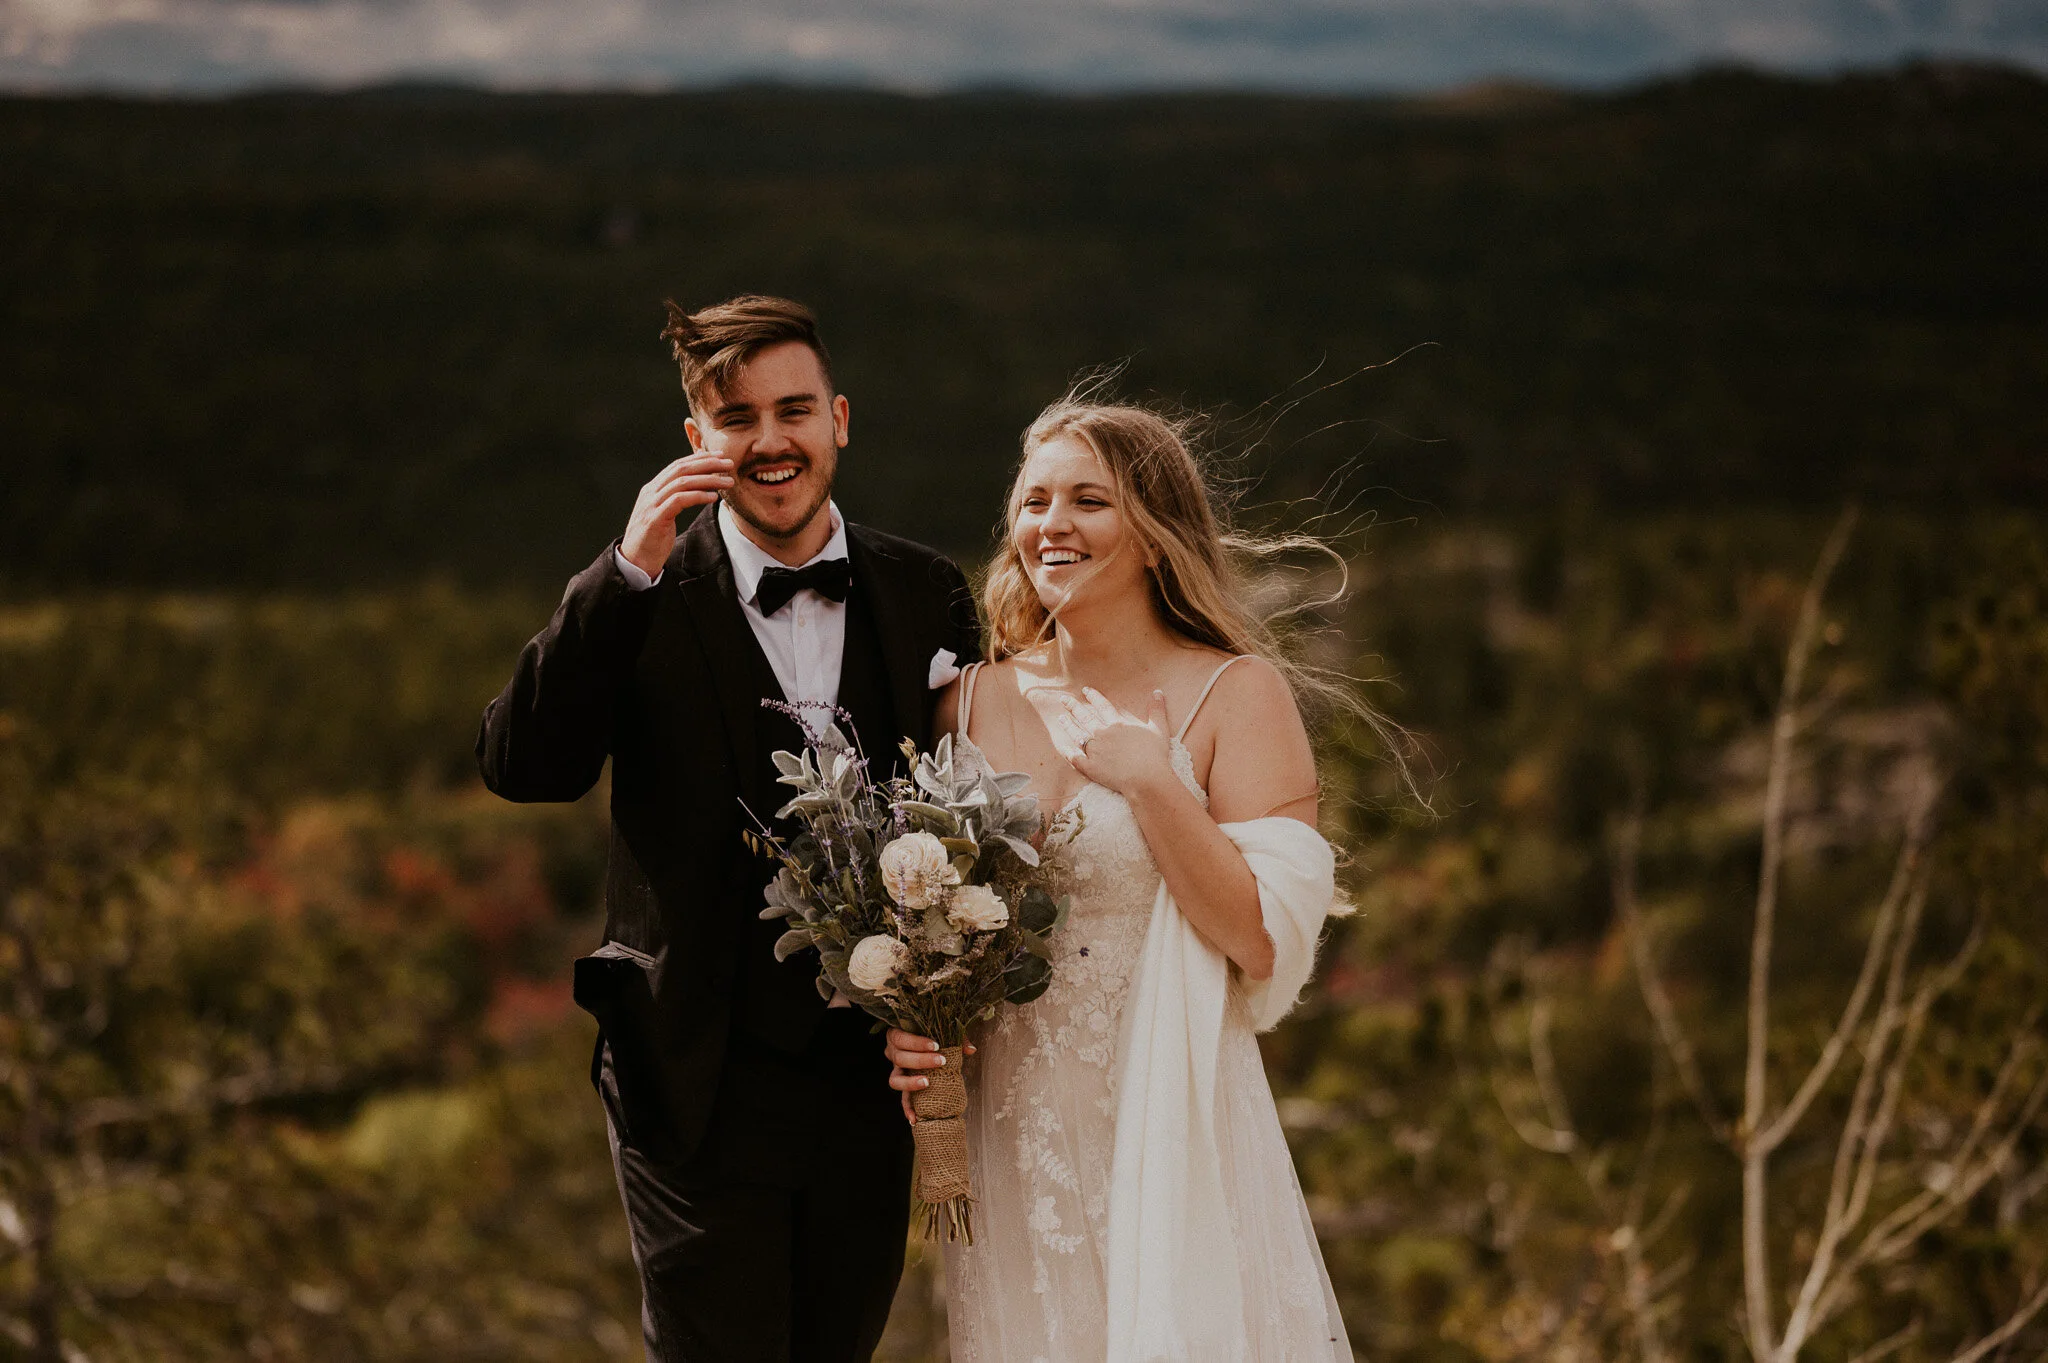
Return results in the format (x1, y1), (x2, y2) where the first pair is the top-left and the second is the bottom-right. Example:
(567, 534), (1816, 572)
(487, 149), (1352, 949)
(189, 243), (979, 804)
(1078, 687), (1131, 729)
(1048, 689), (1099, 730)
(1046, 708), (1092, 761)
(890, 1065), (935, 1092)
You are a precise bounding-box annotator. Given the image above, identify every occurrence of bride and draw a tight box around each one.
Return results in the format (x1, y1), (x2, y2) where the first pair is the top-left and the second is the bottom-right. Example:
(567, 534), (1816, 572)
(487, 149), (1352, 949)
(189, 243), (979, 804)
(886, 392), (1357, 1361)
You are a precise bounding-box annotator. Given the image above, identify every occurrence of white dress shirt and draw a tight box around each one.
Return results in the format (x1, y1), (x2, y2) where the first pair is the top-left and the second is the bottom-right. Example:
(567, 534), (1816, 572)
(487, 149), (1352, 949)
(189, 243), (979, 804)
(614, 502), (848, 708)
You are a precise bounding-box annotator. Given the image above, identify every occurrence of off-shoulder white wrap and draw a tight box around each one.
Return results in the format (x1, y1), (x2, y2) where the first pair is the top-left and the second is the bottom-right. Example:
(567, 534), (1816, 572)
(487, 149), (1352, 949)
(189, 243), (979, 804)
(1104, 815), (1346, 1362)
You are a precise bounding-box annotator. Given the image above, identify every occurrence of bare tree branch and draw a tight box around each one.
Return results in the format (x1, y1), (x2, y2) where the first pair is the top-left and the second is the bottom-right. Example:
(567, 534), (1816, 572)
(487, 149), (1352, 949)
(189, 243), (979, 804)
(1947, 1276), (2048, 1363)
(1806, 906), (1995, 1339)
(1742, 503), (1859, 1362)
(1613, 807), (1730, 1141)
(1756, 812), (1930, 1153)
(1778, 876), (1932, 1357)
(1844, 1319), (1919, 1363)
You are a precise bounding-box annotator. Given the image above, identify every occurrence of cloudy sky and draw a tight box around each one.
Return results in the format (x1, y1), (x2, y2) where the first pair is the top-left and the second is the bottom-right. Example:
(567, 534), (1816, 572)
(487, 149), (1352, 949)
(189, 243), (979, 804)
(3, 0), (2044, 94)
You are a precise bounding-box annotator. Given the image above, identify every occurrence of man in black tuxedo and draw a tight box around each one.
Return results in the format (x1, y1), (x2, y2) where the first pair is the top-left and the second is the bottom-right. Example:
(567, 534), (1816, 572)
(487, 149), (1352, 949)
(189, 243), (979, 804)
(477, 295), (979, 1361)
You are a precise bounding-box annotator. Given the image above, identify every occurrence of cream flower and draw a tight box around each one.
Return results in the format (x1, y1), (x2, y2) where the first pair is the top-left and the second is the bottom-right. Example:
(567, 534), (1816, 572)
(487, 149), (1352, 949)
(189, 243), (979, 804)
(848, 934), (910, 994)
(946, 883), (1010, 933)
(879, 831), (959, 910)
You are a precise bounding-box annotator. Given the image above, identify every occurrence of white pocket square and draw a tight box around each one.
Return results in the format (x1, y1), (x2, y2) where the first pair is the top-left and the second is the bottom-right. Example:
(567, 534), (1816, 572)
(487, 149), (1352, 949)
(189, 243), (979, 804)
(927, 647), (961, 690)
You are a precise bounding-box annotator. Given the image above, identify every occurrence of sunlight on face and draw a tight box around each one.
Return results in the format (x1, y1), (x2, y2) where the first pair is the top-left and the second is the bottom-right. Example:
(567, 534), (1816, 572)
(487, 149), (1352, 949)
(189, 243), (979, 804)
(1011, 435), (1150, 618)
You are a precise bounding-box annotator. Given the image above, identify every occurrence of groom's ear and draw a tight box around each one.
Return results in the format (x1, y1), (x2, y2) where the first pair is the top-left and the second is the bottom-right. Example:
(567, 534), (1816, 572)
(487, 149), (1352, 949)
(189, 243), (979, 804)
(684, 415), (706, 452)
(833, 393), (850, 449)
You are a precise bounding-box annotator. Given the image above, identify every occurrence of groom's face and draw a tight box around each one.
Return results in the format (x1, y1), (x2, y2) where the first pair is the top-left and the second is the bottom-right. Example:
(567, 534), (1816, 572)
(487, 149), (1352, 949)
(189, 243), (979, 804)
(686, 340), (847, 547)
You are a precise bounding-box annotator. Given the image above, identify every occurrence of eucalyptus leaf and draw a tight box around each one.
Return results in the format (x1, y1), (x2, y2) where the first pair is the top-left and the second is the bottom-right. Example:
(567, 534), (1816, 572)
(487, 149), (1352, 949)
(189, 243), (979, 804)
(1003, 951), (1052, 1005)
(1018, 886), (1060, 935)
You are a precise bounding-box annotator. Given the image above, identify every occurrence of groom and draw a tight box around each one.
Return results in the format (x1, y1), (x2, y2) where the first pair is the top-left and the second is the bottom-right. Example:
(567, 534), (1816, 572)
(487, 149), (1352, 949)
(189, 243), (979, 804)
(477, 295), (979, 1361)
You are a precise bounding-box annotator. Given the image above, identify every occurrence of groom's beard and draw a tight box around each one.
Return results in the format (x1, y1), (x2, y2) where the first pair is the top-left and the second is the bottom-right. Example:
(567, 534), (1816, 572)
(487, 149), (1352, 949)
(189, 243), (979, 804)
(723, 460), (835, 547)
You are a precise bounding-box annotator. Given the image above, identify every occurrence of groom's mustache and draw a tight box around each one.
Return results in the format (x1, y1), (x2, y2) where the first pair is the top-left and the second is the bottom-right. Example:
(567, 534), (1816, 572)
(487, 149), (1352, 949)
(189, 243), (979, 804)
(736, 455), (810, 480)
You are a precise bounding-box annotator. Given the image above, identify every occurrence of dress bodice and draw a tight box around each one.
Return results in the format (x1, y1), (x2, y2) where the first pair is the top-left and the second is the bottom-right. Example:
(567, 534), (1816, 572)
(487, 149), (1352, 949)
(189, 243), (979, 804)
(999, 740), (1205, 1083)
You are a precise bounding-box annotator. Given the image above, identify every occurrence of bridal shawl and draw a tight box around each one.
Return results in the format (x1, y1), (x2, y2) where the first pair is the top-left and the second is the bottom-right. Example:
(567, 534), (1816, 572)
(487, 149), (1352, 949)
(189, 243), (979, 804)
(1104, 815), (1350, 1362)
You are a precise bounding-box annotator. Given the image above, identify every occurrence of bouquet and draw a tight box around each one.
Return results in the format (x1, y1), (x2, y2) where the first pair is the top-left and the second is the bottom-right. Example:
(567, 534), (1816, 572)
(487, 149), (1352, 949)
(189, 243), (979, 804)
(749, 701), (1075, 1242)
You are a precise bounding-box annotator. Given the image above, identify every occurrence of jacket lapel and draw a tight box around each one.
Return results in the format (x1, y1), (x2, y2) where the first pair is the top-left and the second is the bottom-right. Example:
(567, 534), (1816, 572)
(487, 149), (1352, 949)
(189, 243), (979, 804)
(847, 525), (929, 752)
(671, 509), (777, 822)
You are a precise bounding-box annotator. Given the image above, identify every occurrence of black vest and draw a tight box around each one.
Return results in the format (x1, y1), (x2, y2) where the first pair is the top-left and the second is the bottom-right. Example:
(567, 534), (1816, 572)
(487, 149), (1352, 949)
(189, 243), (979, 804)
(733, 574), (901, 1053)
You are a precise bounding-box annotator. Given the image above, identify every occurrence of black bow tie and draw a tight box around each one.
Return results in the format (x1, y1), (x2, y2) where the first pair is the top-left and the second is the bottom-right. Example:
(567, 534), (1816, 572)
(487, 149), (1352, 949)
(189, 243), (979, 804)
(754, 558), (852, 617)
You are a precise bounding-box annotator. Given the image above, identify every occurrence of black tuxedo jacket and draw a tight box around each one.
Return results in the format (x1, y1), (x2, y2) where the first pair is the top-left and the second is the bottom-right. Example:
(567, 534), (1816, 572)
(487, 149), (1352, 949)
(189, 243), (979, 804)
(476, 507), (980, 1164)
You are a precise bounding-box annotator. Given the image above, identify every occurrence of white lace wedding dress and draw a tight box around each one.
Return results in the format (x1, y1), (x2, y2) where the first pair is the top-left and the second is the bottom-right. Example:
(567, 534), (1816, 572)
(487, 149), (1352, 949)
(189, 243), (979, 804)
(942, 661), (1352, 1363)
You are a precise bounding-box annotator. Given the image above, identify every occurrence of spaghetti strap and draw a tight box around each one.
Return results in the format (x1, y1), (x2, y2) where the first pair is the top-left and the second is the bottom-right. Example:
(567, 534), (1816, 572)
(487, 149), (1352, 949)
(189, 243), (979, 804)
(1175, 655), (1254, 742)
(957, 661), (987, 738)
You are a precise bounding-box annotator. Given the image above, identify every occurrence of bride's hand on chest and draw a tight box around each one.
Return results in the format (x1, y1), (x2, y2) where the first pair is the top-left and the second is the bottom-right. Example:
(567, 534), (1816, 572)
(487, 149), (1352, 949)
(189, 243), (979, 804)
(1049, 688), (1177, 800)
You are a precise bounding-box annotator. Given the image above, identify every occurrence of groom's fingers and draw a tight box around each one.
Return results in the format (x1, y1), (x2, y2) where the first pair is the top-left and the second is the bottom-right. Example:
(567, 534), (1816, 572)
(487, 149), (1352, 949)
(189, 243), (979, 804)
(637, 453), (725, 495)
(651, 487), (715, 521)
(645, 465), (733, 506)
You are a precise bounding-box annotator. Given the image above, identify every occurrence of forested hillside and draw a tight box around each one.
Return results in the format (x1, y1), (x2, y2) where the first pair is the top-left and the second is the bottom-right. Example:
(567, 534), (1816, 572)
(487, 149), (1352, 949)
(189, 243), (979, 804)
(3, 62), (2045, 591)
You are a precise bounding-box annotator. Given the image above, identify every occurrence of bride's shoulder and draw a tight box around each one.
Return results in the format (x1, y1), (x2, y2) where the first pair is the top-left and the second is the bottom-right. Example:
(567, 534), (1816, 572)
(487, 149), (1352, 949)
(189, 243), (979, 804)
(1189, 654), (1306, 747)
(944, 652), (1024, 739)
(1199, 657), (1317, 823)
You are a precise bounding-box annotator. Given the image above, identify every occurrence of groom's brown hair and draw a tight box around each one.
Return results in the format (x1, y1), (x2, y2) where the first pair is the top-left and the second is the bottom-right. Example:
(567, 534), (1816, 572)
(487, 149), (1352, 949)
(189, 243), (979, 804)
(659, 294), (836, 413)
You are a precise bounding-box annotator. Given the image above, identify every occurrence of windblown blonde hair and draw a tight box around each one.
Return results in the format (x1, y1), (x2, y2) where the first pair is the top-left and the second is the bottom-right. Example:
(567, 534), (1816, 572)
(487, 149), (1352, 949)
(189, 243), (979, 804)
(981, 387), (1419, 803)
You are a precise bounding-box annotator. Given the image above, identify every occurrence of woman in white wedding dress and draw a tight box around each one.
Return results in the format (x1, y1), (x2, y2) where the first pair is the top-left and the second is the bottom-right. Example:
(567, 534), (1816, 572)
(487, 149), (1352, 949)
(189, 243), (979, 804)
(886, 394), (1358, 1362)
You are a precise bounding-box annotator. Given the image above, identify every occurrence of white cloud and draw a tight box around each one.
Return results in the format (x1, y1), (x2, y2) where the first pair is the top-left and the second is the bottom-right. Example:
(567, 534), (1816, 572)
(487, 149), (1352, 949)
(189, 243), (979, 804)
(1, 0), (2043, 92)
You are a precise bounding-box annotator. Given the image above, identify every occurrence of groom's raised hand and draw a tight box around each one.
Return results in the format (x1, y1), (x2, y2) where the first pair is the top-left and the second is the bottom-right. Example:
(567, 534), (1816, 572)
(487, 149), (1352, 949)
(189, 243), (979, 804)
(621, 453), (734, 578)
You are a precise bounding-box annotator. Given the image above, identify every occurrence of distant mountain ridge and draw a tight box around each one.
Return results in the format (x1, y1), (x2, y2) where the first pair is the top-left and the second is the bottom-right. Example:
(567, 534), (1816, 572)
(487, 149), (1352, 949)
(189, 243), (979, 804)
(2, 63), (2042, 589)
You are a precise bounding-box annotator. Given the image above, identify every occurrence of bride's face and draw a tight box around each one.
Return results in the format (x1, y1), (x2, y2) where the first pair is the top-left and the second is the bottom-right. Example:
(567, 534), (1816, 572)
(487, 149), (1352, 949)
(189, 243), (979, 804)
(1012, 436), (1153, 617)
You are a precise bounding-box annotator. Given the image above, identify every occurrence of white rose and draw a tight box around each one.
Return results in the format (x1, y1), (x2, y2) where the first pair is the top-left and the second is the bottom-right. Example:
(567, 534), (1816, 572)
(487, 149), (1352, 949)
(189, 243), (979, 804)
(879, 831), (959, 910)
(848, 934), (910, 994)
(946, 883), (1010, 933)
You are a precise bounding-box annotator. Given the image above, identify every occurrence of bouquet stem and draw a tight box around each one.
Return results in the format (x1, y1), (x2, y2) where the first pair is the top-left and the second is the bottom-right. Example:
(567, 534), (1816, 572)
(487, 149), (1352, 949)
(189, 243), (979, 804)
(911, 1045), (974, 1243)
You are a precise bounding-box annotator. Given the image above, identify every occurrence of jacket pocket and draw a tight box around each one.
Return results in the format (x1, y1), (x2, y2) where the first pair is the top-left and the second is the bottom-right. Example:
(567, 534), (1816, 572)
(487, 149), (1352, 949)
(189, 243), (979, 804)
(573, 941), (685, 1164)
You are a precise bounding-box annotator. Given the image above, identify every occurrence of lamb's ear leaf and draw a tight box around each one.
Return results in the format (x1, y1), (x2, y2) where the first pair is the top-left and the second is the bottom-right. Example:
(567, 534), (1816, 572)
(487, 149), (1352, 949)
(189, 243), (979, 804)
(994, 834), (1041, 868)
(815, 973), (838, 1002)
(897, 800), (958, 828)
(773, 928), (815, 962)
(772, 750), (808, 778)
(940, 836), (980, 859)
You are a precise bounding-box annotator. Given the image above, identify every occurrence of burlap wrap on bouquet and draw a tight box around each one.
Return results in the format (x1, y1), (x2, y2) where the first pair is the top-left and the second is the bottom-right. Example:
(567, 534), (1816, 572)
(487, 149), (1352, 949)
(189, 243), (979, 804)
(911, 1046), (974, 1239)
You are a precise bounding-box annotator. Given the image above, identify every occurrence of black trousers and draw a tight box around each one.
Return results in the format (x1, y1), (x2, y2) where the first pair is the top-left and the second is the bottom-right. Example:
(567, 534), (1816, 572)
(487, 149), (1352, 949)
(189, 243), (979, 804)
(599, 1009), (914, 1363)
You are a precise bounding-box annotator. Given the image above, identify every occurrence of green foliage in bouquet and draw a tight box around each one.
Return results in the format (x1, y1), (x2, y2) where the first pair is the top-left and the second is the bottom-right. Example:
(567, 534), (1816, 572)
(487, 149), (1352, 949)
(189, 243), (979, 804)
(751, 705), (1077, 1047)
